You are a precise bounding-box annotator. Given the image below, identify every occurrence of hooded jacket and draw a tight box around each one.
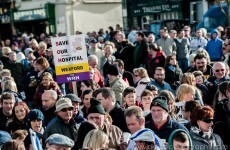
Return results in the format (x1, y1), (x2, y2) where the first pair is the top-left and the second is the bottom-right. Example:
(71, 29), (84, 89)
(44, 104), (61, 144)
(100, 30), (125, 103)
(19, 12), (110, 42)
(168, 129), (193, 150)
(206, 29), (223, 61)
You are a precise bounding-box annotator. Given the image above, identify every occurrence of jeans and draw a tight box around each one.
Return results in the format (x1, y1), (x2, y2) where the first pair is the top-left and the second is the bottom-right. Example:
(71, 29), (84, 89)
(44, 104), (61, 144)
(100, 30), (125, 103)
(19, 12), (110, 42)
(178, 58), (189, 73)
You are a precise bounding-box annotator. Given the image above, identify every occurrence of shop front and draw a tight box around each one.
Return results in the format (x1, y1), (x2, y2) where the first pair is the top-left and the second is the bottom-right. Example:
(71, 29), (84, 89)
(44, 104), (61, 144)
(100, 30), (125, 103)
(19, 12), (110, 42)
(13, 3), (56, 36)
(128, 0), (182, 30)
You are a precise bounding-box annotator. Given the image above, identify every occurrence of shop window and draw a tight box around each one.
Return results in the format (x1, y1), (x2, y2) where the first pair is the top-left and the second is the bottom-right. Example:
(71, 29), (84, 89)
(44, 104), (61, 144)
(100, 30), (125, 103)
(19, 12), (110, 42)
(142, 16), (150, 30)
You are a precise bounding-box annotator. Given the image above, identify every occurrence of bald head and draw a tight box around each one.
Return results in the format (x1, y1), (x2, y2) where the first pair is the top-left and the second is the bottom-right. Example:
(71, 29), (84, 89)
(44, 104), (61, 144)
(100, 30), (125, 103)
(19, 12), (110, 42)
(213, 62), (226, 79)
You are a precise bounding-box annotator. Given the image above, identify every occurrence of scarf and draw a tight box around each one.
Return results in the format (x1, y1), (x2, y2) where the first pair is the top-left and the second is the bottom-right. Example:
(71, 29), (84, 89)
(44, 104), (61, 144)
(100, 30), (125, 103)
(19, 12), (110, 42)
(191, 126), (212, 139)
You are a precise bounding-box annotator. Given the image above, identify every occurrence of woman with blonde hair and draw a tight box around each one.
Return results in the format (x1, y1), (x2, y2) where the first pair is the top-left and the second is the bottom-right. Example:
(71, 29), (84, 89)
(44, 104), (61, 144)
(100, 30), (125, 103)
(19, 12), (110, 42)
(29, 39), (39, 51)
(34, 41), (47, 58)
(2, 80), (23, 102)
(133, 67), (151, 101)
(32, 72), (62, 108)
(176, 84), (196, 102)
(82, 129), (109, 150)
(180, 73), (204, 105)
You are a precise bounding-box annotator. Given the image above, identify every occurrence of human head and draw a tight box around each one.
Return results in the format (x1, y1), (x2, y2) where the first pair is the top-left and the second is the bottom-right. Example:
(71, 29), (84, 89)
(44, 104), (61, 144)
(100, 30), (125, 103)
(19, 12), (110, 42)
(0, 69), (11, 79)
(55, 98), (74, 123)
(125, 106), (145, 134)
(193, 71), (204, 85)
(13, 102), (30, 122)
(150, 96), (169, 125)
(40, 72), (53, 87)
(94, 88), (116, 111)
(168, 129), (190, 150)
(148, 43), (160, 53)
(158, 90), (175, 114)
(104, 45), (113, 57)
(107, 64), (119, 82)
(87, 98), (106, 129)
(2, 47), (12, 57)
(182, 100), (201, 121)
(190, 106), (214, 132)
(148, 33), (155, 43)
(64, 94), (81, 116)
(38, 41), (47, 52)
(160, 27), (168, 38)
(1, 140), (25, 150)
(194, 53), (208, 72)
(123, 87), (136, 107)
(45, 134), (74, 150)
(12, 130), (28, 142)
(88, 55), (98, 69)
(82, 129), (109, 149)
(130, 129), (156, 150)
(169, 30), (177, 39)
(153, 67), (165, 84)
(27, 109), (44, 132)
(188, 54), (196, 68)
(141, 89), (153, 111)
(35, 57), (50, 71)
(0, 131), (12, 148)
(176, 84), (195, 101)
(164, 54), (177, 68)
(145, 84), (158, 97)
(183, 26), (191, 37)
(135, 32), (145, 42)
(82, 89), (93, 109)
(212, 62), (226, 79)
(113, 59), (124, 72)
(0, 92), (15, 116)
(180, 73), (196, 86)
(2, 80), (18, 93)
(195, 29), (202, 38)
(41, 90), (57, 110)
(9, 51), (17, 63)
(133, 67), (148, 83)
(80, 79), (96, 92)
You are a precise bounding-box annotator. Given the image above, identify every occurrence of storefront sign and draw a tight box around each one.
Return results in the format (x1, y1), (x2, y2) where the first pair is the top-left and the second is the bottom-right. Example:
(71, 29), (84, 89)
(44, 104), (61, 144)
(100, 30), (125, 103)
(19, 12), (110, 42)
(132, 3), (181, 16)
(13, 8), (46, 21)
(52, 35), (90, 84)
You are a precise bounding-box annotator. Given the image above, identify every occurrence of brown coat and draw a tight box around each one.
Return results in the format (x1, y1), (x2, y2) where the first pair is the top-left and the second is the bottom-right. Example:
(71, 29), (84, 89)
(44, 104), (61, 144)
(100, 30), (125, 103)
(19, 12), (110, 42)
(102, 122), (122, 149)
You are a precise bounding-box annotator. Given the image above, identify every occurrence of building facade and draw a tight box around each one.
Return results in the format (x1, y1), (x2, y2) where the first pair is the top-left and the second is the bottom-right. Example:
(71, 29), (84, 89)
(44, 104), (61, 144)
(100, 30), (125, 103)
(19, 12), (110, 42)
(0, 0), (122, 40)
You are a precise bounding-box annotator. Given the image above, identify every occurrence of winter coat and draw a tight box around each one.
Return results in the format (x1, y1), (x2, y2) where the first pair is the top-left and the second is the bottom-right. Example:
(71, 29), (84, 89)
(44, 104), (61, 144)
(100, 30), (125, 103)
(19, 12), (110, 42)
(43, 116), (78, 141)
(110, 77), (128, 104)
(190, 129), (226, 150)
(214, 99), (230, 149)
(165, 65), (183, 90)
(146, 50), (166, 78)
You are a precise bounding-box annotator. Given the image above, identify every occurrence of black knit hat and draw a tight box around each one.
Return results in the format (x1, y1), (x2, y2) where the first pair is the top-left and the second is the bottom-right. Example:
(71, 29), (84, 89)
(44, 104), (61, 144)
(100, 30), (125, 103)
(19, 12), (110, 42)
(150, 96), (168, 112)
(88, 98), (106, 115)
(107, 64), (119, 76)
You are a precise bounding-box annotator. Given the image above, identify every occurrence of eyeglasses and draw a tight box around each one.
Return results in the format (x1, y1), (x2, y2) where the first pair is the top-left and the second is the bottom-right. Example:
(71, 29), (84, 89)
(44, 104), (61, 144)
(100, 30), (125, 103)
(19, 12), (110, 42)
(170, 58), (176, 60)
(134, 74), (139, 77)
(202, 118), (214, 123)
(61, 107), (74, 112)
(215, 69), (225, 72)
(88, 116), (101, 120)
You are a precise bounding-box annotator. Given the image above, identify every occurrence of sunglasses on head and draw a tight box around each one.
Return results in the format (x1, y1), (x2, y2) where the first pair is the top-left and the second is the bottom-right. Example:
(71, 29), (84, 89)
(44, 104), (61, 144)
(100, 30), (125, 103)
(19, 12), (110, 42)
(61, 107), (73, 112)
(215, 69), (225, 72)
(202, 118), (214, 123)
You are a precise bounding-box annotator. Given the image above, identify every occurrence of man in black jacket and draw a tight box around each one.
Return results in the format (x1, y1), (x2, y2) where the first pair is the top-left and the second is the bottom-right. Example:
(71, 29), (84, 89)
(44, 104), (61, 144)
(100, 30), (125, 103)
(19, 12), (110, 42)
(93, 88), (129, 132)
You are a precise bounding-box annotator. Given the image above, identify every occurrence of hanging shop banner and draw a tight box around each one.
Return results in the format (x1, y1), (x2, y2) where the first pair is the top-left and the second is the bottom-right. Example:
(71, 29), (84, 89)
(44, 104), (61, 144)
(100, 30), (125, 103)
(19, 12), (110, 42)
(52, 34), (90, 84)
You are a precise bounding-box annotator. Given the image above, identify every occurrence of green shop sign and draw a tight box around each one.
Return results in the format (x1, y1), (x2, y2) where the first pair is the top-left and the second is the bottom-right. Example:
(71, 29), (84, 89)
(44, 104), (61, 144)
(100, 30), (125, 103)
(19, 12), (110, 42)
(13, 8), (46, 22)
(131, 3), (181, 16)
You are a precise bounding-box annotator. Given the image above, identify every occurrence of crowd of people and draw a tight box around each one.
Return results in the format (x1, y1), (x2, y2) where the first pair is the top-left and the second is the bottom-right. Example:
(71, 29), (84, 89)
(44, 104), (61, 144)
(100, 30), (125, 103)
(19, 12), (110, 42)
(0, 24), (229, 150)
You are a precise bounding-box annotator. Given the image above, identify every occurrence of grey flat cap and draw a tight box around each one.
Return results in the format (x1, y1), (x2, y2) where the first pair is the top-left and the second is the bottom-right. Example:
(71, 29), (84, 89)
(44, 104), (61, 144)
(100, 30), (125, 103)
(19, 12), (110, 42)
(46, 134), (74, 148)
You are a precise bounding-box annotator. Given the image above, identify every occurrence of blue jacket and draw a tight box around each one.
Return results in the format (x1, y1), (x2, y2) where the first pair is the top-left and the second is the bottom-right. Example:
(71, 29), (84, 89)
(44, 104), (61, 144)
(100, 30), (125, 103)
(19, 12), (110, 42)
(206, 29), (223, 61)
